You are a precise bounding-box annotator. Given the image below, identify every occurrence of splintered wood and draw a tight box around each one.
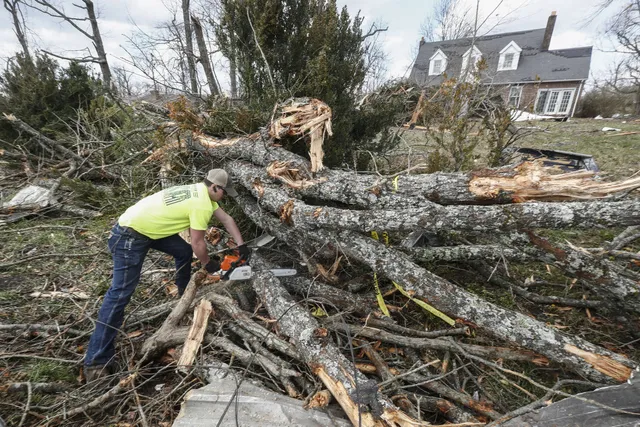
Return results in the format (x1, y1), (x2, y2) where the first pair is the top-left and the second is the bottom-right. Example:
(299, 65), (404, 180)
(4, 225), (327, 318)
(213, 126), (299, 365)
(269, 98), (333, 172)
(178, 299), (213, 372)
(469, 160), (640, 201)
(266, 161), (328, 188)
(564, 344), (633, 382)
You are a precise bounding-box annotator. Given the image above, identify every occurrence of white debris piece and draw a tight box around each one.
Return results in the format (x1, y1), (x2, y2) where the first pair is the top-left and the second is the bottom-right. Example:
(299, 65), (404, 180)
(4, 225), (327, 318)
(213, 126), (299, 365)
(594, 115), (604, 120)
(3, 186), (52, 208)
(173, 364), (350, 427)
(602, 127), (622, 132)
(510, 110), (557, 122)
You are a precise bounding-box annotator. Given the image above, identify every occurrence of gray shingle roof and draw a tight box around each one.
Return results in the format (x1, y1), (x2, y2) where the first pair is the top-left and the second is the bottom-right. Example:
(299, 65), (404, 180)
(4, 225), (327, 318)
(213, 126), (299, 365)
(409, 28), (592, 86)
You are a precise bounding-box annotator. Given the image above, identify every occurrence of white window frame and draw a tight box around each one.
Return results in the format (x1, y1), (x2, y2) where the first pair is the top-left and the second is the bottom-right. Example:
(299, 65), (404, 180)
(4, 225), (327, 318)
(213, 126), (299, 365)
(429, 49), (448, 76)
(508, 86), (522, 108)
(461, 45), (482, 78)
(534, 88), (576, 115)
(498, 41), (522, 71)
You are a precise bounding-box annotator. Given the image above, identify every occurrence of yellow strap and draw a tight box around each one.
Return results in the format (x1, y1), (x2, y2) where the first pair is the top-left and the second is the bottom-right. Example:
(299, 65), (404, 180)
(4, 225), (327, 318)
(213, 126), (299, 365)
(392, 176), (399, 192)
(393, 282), (456, 326)
(373, 272), (390, 317)
(372, 228), (453, 325)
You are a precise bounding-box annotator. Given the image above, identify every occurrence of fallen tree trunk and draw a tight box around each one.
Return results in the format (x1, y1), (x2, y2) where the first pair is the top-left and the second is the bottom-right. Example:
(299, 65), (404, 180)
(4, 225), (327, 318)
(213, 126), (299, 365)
(233, 194), (636, 384)
(190, 136), (640, 209)
(230, 161), (640, 232)
(251, 267), (428, 426)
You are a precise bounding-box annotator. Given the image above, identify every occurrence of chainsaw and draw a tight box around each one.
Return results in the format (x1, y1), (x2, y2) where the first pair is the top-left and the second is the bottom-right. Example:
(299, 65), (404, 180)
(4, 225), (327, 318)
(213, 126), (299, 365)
(215, 234), (297, 281)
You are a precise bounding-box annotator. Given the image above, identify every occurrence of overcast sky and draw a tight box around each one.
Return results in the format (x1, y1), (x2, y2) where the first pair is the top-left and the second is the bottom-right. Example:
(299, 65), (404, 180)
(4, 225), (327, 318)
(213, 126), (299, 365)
(0, 0), (622, 93)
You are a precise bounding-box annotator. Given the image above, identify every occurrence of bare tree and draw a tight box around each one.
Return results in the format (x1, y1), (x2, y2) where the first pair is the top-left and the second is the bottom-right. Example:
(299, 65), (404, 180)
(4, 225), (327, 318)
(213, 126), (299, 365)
(182, 0), (199, 94)
(24, 0), (112, 89)
(192, 14), (221, 96)
(3, 0), (31, 62)
(421, 0), (519, 42)
(421, 0), (474, 42)
(604, 1), (640, 114)
(361, 21), (389, 92)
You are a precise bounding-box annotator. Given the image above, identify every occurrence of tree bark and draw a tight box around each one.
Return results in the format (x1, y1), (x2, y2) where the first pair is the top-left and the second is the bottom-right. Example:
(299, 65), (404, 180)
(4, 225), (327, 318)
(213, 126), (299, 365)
(191, 15), (220, 96)
(229, 160), (640, 233)
(233, 194), (636, 384)
(251, 267), (426, 426)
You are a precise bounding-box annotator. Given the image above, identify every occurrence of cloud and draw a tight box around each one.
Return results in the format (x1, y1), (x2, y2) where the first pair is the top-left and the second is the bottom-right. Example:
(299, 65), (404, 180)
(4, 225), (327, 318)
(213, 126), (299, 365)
(0, 0), (629, 91)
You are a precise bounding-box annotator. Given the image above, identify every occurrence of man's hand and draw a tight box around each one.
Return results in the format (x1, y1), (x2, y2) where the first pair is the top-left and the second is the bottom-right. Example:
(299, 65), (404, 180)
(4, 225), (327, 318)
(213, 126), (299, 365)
(237, 244), (250, 261)
(205, 257), (221, 273)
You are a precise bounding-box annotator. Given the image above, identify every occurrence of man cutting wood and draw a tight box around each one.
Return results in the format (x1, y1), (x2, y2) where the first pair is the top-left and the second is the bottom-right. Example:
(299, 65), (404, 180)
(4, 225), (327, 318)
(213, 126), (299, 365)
(83, 169), (249, 382)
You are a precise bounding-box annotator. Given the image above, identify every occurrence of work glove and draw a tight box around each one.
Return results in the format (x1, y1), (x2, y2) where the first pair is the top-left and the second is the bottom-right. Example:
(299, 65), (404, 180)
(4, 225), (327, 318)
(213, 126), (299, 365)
(205, 256), (221, 273)
(237, 244), (250, 262)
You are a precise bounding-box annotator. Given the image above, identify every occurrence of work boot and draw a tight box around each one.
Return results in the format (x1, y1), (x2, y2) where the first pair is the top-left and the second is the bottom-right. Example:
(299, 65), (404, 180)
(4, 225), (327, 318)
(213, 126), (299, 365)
(84, 364), (115, 384)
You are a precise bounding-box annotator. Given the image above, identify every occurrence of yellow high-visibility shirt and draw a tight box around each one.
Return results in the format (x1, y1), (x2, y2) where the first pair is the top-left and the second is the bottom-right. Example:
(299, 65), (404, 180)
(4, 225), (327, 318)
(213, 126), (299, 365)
(118, 183), (218, 239)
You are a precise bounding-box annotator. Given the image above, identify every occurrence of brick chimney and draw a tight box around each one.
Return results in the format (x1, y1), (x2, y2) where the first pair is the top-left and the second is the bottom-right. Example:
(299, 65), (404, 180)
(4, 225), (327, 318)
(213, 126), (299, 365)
(541, 11), (557, 51)
(419, 36), (426, 48)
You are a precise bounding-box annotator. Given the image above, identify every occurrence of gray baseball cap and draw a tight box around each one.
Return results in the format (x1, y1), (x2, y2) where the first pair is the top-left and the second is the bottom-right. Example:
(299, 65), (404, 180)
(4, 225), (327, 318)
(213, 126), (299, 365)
(206, 169), (238, 196)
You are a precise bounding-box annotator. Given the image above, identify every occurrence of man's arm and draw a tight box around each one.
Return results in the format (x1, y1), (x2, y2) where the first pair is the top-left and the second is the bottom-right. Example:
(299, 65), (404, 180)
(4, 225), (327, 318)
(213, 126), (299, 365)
(214, 208), (244, 246)
(190, 229), (210, 266)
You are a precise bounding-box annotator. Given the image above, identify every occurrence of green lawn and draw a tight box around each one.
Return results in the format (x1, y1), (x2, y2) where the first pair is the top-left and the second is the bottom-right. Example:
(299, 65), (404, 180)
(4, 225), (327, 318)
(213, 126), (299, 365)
(394, 118), (640, 180)
(517, 118), (640, 180)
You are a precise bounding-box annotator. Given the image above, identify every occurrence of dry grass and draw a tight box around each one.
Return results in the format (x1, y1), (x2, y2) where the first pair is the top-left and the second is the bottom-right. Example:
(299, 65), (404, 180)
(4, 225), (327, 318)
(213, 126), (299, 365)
(389, 118), (640, 180)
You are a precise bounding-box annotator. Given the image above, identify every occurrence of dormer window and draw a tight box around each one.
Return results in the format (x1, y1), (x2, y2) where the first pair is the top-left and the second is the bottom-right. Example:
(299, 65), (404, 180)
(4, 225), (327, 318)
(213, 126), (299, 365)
(503, 53), (515, 68)
(429, 49), (448, 75)
(498, 41), (522, 71)
(461, 45), (482, 77)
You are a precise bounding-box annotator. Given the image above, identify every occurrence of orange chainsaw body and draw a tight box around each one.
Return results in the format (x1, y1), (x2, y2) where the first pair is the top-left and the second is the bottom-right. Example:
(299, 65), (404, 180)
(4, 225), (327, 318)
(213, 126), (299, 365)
(220, 254), (242, 271)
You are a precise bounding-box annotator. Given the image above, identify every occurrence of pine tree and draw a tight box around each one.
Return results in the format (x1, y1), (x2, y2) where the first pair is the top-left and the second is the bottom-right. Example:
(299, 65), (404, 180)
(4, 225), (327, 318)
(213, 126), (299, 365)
(215, 0), (396, 167)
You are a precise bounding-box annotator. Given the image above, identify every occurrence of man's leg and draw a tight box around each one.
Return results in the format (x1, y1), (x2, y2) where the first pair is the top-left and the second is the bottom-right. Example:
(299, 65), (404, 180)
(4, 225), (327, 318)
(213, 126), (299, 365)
(85, 225), (150, 368)
(151, 234), (193, 295)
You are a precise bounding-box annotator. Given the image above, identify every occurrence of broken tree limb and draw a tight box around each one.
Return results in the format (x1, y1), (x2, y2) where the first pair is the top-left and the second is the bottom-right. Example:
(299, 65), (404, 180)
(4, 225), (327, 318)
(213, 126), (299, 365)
(232, 196), (636, 384)
(1, 113), (116, 179)
(329, 230), (636, 383)
(1, 382), (72, 394)
(177, 299), (212, 371)
(203, 292), (301, 361)
(404, 369), (504, 421)
(140, 270), (206, 360)
(519, 232), (640, 314)
(204, 334), (301, 379)
(251, 268), (428, 426)
(281, 276), (378, 313)
(482, 271), (603, 309)
(363, 318), (469, 339)
(326, 321), (545, 363)
(230, 161), (640, 233)
(406, 245), (530, 263)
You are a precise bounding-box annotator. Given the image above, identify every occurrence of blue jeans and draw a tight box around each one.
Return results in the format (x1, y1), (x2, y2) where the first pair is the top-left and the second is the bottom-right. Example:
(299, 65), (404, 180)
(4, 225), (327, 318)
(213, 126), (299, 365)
(84, 223), (193, 367)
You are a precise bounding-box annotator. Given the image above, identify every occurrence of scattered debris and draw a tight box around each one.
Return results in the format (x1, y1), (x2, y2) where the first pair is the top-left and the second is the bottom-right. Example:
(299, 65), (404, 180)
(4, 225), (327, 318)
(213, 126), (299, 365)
(506, 148), (599, 172)
(602, 127), (622, 132)
(173, 364), (351, 427)
(511, 110), (557, 122)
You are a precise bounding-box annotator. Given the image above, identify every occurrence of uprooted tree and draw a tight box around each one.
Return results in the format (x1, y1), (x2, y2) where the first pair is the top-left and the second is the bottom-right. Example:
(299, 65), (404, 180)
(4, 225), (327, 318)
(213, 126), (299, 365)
(129, 98), (640, 425)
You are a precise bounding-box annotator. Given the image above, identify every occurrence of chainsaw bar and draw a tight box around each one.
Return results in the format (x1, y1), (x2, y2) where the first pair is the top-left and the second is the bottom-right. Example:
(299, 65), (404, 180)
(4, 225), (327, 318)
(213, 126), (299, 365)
(227, 265), (297, 281)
